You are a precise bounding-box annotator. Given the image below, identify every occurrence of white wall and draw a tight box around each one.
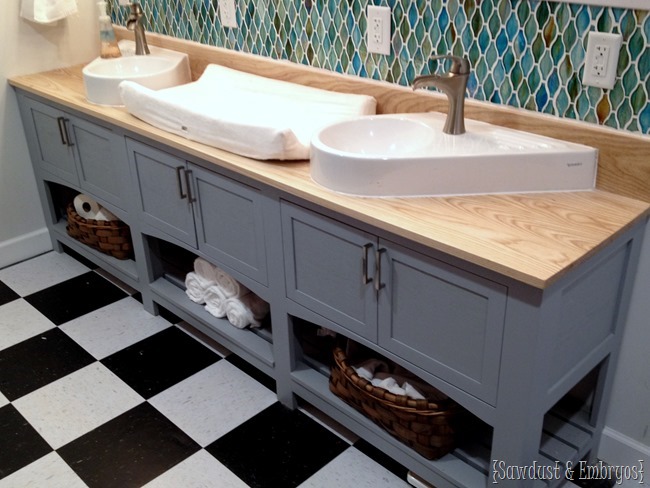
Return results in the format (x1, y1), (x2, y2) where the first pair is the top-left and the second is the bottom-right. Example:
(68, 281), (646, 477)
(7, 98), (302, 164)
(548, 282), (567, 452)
(0, 0), (648, 468)
(0, 0), (97, 268)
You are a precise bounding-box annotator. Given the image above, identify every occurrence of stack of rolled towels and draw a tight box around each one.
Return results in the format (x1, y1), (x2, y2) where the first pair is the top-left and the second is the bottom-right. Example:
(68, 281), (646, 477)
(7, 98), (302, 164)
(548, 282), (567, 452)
(185, 257), (269, 329)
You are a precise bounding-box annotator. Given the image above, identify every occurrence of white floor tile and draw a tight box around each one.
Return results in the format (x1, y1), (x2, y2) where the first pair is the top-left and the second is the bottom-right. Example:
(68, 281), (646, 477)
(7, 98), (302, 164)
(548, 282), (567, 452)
(0, 452), (88, 488)
(0, 252), (90, 296)
(13, 362), (143, 449)
(149, 360), (276, 447)
(59, 297), (170, 359)
(0, 391), (8, 408)
(298, 447), (411, 488)
(0, 299), (55, 351)
(143, 450), (248, 488)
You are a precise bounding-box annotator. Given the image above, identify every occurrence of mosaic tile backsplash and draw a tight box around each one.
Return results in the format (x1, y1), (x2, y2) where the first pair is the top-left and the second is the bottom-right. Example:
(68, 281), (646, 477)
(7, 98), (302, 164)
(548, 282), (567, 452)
(112, 0), (650, 134)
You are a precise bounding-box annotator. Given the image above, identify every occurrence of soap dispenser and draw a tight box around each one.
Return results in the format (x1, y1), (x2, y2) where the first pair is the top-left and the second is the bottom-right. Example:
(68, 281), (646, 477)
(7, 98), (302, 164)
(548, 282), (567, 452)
(97, 1), (121, 58)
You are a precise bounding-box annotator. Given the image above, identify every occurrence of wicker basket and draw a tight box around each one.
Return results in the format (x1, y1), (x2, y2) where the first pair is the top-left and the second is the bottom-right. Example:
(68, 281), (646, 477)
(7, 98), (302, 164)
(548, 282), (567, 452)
(329, 346), (459, 460)
(65, 204), (133, 260)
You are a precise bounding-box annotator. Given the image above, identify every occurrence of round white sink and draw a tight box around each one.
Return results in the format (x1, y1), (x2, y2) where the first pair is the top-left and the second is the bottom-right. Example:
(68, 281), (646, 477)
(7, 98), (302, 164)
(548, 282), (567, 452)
(82, 40), (191, 106)
(85, 56), (177, 78)
(315, 117), (434, 157)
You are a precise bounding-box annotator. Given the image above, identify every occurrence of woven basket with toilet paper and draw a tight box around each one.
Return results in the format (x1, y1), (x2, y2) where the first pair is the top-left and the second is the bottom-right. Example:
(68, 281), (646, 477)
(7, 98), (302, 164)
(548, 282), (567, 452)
(329, 344), (461, 460)
(66, 195), (133, 260)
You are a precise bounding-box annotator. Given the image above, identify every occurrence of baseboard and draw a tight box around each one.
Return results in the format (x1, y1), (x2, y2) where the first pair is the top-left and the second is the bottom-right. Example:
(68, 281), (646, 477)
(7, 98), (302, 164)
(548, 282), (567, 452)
(598, 426), (649, 466)
(0, 228), (52, 269)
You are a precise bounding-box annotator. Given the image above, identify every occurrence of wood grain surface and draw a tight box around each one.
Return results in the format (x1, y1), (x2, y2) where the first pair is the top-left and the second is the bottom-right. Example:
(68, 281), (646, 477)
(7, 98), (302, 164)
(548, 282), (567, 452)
(8, 29), (650, 289)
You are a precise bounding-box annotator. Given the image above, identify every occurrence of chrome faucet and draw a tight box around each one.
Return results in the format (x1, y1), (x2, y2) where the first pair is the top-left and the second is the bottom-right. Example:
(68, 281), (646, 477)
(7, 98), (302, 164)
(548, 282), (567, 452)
(412, 55), (470, 135)
(126, 3), (150, 55)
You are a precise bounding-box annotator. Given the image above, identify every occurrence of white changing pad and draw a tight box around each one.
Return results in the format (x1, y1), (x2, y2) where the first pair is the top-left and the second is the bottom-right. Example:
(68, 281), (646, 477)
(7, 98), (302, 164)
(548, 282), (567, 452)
(119, 64), (377, 160)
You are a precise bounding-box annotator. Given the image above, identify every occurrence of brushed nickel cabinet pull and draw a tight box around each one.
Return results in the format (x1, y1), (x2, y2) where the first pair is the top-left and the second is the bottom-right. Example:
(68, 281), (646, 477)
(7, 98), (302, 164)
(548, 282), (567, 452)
(362, 242), (373, 285)
(375, 248), (386, 291)
(185, 169), (196, 203)
(56, 117), (71, 146)
(175, 166), (187, 199)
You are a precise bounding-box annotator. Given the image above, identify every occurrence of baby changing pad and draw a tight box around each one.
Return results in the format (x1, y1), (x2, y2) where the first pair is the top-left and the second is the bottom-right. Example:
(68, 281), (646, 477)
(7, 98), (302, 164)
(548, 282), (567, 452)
(119, 64), (377, 160)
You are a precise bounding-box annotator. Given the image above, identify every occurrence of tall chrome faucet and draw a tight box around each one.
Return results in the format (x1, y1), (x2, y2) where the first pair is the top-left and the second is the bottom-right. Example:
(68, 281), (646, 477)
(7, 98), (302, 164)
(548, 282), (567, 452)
(412, 55), (470, 135)
(126, 3), (150, 55)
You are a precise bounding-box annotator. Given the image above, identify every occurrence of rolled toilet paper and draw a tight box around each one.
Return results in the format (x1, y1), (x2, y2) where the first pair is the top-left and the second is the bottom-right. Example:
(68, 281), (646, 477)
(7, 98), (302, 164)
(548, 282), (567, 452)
(73, 194), (101, 220)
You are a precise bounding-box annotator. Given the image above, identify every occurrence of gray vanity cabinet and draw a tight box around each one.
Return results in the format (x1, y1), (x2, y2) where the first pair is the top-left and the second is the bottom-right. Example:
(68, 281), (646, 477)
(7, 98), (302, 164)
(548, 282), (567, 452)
(281, 201), (379, 341)
(128, 138), (268, 286)
(376, 241), (507, 405)
(18, 96), (129, 212)
(282, 202), (507, 403)
(128, 139), (197, 246)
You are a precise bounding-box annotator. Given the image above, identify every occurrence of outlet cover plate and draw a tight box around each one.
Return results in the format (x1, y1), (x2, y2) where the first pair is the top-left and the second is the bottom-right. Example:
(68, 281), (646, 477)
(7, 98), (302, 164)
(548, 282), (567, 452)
(220, 0), (237, 28)
(367, 5), (391, 55)
(583, 31), (622, 89)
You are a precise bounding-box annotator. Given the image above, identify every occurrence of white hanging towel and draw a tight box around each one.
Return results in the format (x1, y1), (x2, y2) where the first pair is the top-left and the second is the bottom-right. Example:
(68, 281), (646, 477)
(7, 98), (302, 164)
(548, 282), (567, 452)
(20, 0), (78, 24)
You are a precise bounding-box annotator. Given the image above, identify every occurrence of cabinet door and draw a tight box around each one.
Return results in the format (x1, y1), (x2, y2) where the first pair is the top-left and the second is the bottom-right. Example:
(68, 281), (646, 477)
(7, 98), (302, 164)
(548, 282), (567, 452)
(281, 203), (377, 341)
(19, 97), (78, 185)
(377, 240), (507, 404)
(191, 165), (268, 285)
(128, 139), (196, 247)
(72, 118), (129, 211)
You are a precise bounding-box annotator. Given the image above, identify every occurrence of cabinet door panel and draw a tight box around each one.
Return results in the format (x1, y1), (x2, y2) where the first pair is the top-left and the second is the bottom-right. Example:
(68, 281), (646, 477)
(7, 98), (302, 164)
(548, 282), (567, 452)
(192, 165), (268, 285)
(23, 98), (78, 185)
(378, 241), (506, 404)
(281, 203), (377, 341)
(72, 119), (128, 210)
(128, 140), (196, 247)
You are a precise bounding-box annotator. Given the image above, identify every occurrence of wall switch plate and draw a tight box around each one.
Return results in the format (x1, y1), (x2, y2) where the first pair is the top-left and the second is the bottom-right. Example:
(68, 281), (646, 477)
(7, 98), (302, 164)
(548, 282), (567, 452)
(367, 5), (391, 55)
(583, 32), (622, 89)
(220, 0), (237, 28)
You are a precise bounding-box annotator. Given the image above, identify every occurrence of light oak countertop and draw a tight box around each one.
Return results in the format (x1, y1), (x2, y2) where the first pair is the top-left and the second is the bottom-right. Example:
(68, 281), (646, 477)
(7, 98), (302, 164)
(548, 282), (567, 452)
(9, 35), (650, 289)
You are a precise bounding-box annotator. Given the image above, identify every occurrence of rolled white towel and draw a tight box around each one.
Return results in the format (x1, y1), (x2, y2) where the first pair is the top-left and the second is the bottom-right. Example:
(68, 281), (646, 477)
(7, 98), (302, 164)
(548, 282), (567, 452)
(372, 376), (407, 396)
(225, 293), (269, 329)
(215, 268), (250, 298)
(403, 382), (426, 400)
(204, 284), (227, 318)
(353, 359), (390, 381)
(185, 272), (212, 304)
(193, 257), (219, 283)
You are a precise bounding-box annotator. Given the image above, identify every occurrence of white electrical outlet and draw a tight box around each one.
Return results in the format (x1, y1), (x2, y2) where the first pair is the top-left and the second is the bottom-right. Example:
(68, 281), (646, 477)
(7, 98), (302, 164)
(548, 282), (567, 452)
(583, 32), (622, 89)
(220, 0), (237, 28)
(367, 5), (391, 55)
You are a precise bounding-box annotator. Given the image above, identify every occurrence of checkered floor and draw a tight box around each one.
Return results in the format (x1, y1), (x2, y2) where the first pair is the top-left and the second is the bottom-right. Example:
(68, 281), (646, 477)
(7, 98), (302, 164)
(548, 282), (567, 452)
(0, 249), (412, 488)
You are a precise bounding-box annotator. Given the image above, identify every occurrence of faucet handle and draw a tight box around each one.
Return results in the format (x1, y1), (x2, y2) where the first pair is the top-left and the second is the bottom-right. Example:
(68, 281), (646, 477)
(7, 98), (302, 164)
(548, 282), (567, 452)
(429, 55), (470, 76)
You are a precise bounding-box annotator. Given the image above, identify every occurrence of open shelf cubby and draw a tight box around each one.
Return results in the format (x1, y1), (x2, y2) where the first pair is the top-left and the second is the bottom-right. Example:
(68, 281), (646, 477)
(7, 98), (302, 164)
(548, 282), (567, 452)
(145, 236), (275, 379)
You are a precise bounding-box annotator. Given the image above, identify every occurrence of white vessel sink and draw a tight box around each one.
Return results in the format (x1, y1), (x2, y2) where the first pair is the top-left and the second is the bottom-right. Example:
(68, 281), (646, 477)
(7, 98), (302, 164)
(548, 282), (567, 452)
(310, 113), (598, 197)
(83, 40), (191, 106)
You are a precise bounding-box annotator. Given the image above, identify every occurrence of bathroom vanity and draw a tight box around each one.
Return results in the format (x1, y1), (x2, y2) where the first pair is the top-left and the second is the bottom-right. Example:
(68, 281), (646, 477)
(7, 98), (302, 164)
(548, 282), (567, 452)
(9, 35), (650, 488)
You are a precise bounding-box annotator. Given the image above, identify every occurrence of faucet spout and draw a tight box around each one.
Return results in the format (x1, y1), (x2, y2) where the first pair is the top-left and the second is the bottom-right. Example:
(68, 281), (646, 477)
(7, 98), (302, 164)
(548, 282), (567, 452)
(413, 55), (470, 135)
(126, 3), (150, 55)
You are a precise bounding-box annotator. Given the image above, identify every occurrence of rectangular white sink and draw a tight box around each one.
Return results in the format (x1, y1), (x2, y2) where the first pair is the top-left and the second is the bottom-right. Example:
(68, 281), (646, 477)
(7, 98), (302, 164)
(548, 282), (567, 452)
(310, 113), (598, 197)
(120, 64), (376, 160)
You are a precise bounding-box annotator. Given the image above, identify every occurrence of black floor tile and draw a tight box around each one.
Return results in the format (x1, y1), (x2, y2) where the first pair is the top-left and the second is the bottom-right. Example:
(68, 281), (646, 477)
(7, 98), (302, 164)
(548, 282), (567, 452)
(101, 326), (220, 399)
(0, 280), (19, 306)
(0, 327), (95, 401)
(206, 402), (348, 488)
(24, 271), (127, 325)
(58, 402), (200, 488)
(0, 405), (53, 478)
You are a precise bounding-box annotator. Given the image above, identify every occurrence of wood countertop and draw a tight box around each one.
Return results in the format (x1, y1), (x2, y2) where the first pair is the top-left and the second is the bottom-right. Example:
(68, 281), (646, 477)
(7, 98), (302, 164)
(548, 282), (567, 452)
(9, 36), (650, 289)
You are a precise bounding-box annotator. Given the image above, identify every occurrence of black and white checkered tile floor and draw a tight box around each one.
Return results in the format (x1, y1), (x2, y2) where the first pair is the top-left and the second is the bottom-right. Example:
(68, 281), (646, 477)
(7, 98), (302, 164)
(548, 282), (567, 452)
(0, 249), (412, 488)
